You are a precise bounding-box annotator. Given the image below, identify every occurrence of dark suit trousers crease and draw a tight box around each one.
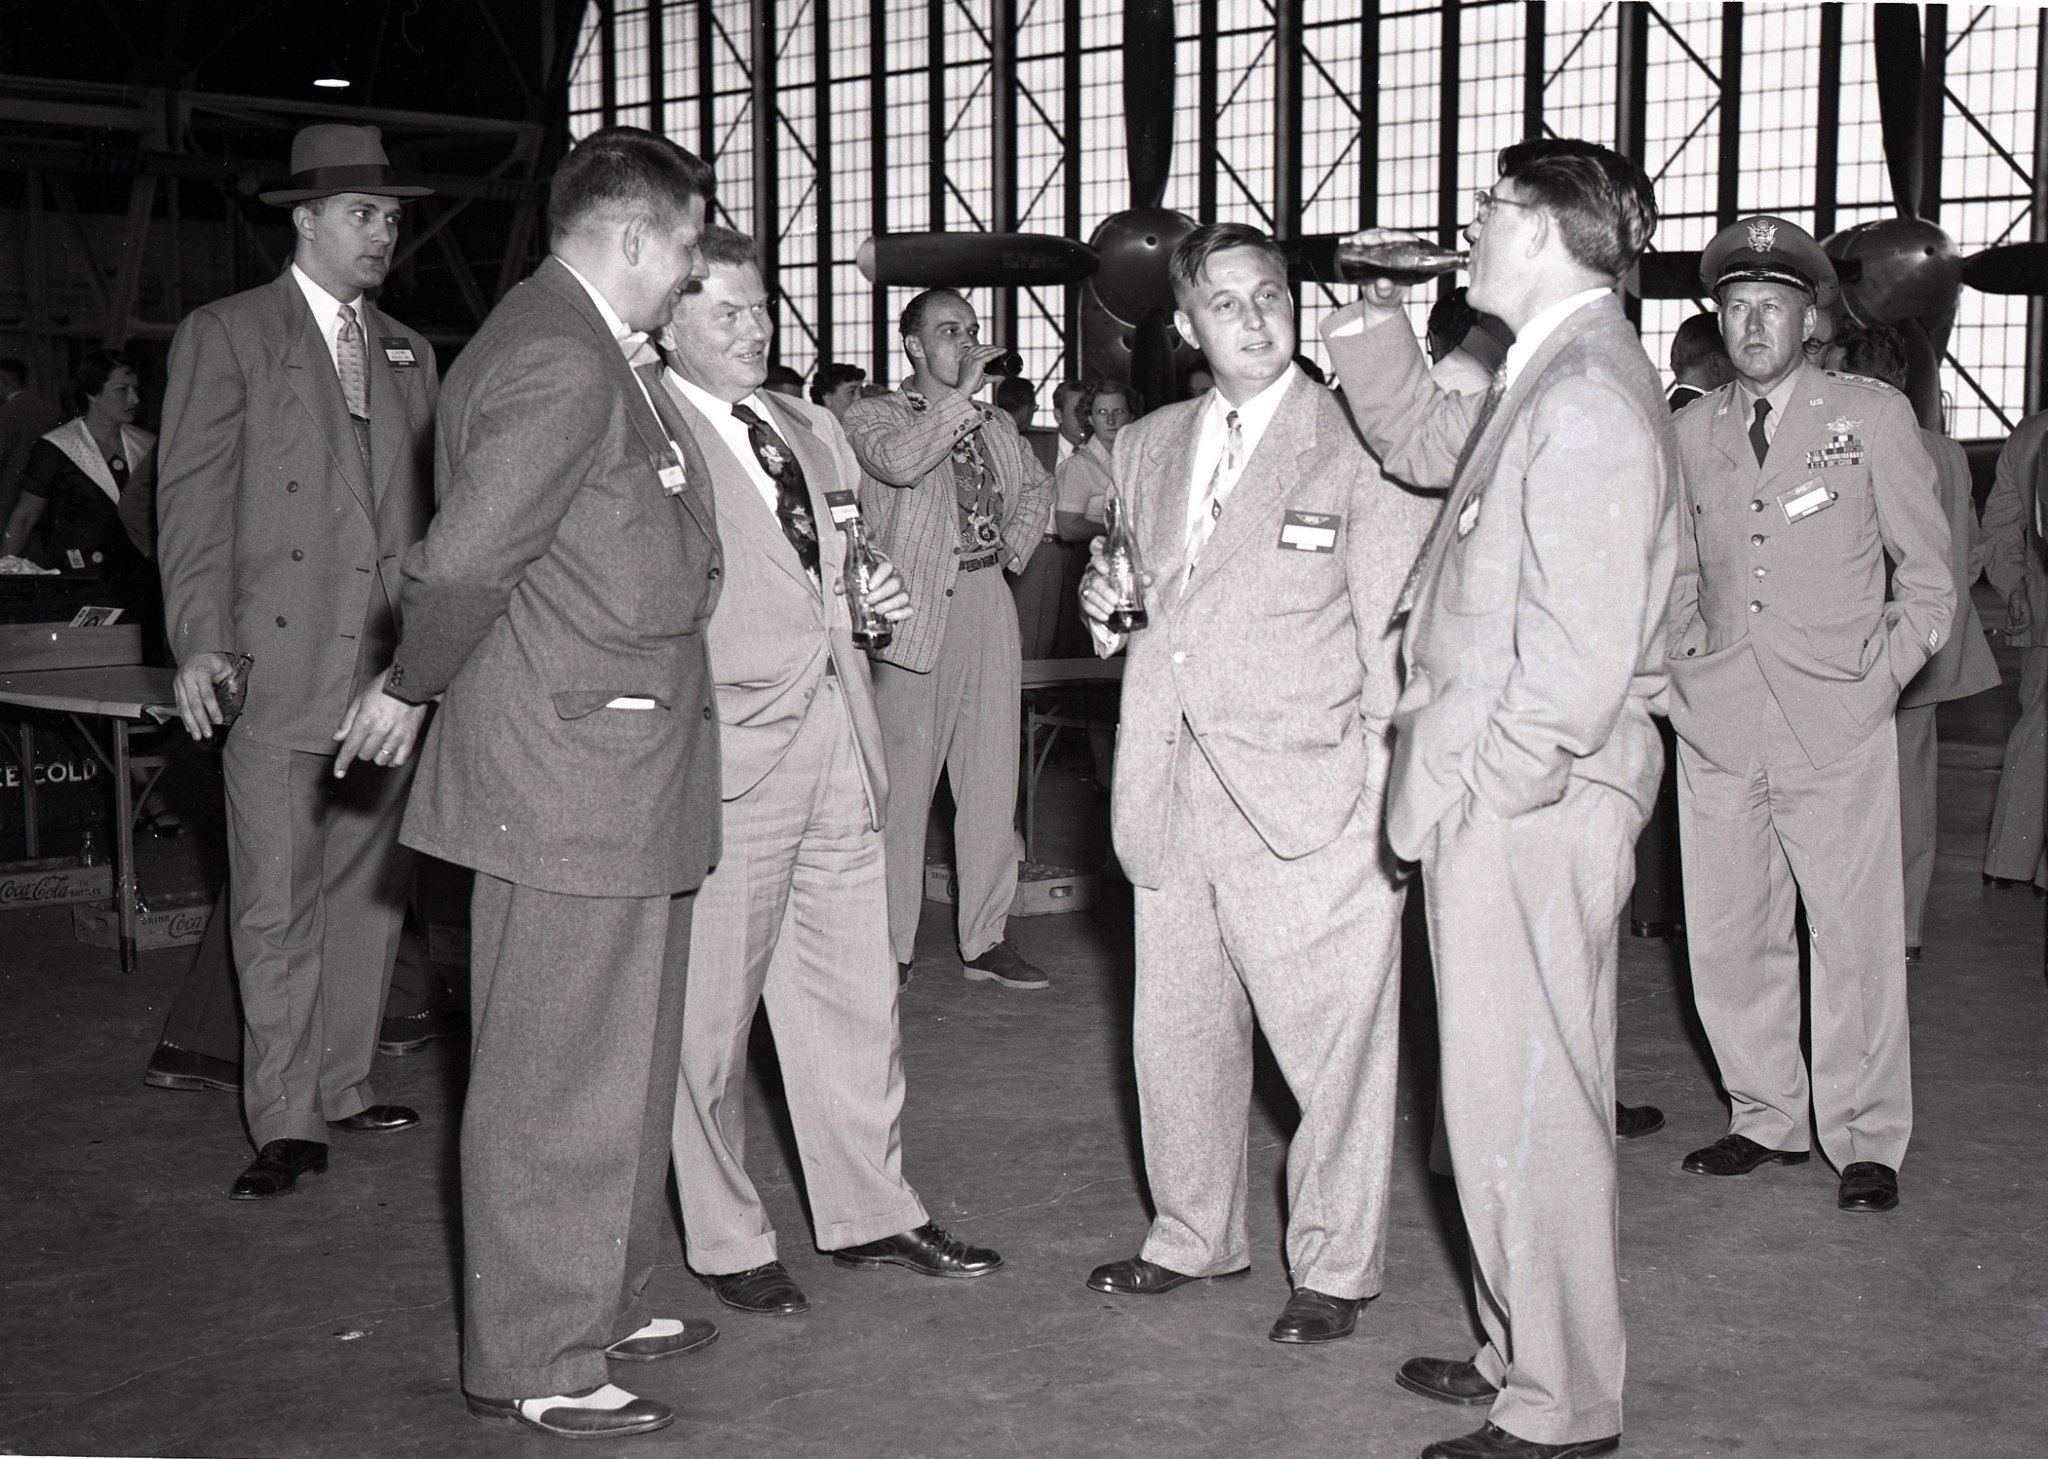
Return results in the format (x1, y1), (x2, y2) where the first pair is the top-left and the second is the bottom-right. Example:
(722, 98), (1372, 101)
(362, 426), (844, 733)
(222, 731), (412, 1146)
(1422, 778), (1640, 1446)
(1006, 539), (1067, 660)
(1132, 735), (1404, 1298)
(461, 874), (693, 1400)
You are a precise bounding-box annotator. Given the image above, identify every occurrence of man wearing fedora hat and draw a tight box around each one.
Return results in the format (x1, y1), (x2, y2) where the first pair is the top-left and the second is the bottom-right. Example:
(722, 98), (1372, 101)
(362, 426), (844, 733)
(1665, 215), (1953, 1215)
(157, 123), (441, 1201)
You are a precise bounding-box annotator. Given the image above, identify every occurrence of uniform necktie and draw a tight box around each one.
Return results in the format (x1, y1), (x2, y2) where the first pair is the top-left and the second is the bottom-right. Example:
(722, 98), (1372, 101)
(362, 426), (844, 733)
(336, 302), (369, 419)
(1184, 409), (1242, 581)
(1750, 398), (1772, 466)
(1392, 366), (1509, 620)
(733, 401), (819, 580)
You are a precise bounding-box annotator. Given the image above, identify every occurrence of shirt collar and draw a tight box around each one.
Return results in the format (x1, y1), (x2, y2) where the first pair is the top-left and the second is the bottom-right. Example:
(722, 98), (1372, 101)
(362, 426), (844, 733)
(1210, 363), (1297, 443)
(1736, 366), (1803, 421)
(555, 256), (642, 351)
(669, 368), (766, 425)
(1502, 288), (1609, 390)
(289, 263), (362, 332)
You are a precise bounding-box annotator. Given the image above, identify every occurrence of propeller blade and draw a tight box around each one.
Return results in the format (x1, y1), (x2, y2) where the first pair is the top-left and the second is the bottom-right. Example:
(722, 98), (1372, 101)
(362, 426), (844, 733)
(1128, 308), (1180, 411)
(1871, 3), (1925, 218)
(1123, 0), (1177, 212)
(1960, 242), (2048, 295)
(854, 232), (1100, 288)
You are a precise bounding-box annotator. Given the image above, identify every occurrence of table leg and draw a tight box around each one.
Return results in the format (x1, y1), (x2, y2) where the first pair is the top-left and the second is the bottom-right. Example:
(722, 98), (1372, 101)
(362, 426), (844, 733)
(111, 719), (137, 974)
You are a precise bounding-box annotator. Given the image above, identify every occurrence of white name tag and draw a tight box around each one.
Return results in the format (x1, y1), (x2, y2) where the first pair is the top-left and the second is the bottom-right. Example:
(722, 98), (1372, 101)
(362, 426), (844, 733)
(826, 488), (860, 527)
(1779, 479), (1836, 524)
(1277, 510), (1338, 553)
(658, 463), (688, 494)
(380, 338), (418, 368)
(605, 696), (657, 710)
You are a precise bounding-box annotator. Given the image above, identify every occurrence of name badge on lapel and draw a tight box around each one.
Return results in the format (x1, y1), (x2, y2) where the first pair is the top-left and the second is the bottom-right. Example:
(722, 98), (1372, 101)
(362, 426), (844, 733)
(825, 488), (861, 527)
(656, 452), (688, 497)
(380, 337), (419, 368)
(1277, 510), (1338, 553)
(1455, 495), (1482, 539)
(1778, 478), (1837, 524)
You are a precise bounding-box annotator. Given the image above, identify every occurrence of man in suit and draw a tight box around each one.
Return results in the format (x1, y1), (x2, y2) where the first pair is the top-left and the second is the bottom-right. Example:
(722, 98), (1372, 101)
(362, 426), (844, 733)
(844, 290), (1053, 989)
(0, 358), (64, 533)
(1983, 406), (2048, 893)
(655, 228), (1001, 1319)
(156, 124), (437, 1200)
(1075, 222), (1435, 1348)
(1327, 139), (1677, 1459)
(1666, 311), (1732, 411)
(1833, 326), (2002, 954)
(1665, 218), (1953, 1219)
(380, 127), (722, 1440)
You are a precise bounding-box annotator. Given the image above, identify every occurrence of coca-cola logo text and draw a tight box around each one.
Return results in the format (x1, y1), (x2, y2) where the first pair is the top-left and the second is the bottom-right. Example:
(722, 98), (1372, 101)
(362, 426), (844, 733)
(0, 872), (105, 905)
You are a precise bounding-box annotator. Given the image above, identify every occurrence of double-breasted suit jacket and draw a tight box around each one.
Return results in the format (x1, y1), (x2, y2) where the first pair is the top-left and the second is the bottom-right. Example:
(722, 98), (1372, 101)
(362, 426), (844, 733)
(158, 270), (437, 752)
(1101, 367), (1436, 1304)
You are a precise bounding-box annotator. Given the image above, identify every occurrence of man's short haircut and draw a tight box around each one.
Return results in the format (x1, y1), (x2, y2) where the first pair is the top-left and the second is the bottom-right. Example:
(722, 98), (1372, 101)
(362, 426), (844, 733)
(72, 349), (139, 411)
(900, 287), (969, 338)
(1167, 222), (1288, 308)
(1835, 325), (1909, 392)
(993, 377), (1037, 416)
(1077, 379), (1145, 438)
(765, 363), (805, 391)
(548, 126), (715, 242)
(1496, 137), (1657, 279)
(696, 224), (757, 272)
(1670, 312), (1731, 373)
(810, 361), (867, 404)
(0, 357), (27, 389)
(1426, 287), (1484, 361)
(1051, 380), (1086, 410)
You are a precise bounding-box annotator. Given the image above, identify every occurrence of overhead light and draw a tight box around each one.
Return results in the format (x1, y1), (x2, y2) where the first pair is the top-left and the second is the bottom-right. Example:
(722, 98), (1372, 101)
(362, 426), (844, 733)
(314, 77), (351, 89)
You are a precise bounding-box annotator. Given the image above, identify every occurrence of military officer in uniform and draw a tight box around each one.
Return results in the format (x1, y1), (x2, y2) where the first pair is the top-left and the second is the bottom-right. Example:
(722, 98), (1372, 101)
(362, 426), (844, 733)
(1666, 217), (1953, 1215)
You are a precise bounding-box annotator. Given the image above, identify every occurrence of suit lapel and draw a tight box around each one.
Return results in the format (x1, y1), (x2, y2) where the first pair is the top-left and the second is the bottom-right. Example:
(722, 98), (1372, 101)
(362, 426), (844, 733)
(674, 387), (812, 593)
(764, 394), (840, 594)
(360, 299), (409, 509)
(1182, 374), (1321, 595)
(1141, 401), (1203, 614)
(270, 274), (373, 515)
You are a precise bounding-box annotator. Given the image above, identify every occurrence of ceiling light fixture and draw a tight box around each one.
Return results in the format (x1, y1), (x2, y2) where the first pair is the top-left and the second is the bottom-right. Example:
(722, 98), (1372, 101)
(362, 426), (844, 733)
(313, 77), (350, 89)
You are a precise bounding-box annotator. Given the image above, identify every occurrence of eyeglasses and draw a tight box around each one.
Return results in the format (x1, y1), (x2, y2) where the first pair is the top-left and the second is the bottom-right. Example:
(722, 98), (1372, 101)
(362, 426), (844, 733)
(1471, 189), (1541, 226)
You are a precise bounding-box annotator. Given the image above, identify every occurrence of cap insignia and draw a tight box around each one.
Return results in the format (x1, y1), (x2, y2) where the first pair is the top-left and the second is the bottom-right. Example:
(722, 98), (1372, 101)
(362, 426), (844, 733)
(1747, 219), (1778, 252)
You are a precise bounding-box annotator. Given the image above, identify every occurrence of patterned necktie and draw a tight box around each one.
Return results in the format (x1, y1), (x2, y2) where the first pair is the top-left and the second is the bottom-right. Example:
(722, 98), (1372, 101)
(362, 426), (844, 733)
(336, 302), (369, 419)
(1184, 409), (1242, 582)
(733, 401), (819, 580)
(1392, 365), (1509, 620)
(1749, 398), (1772, 466)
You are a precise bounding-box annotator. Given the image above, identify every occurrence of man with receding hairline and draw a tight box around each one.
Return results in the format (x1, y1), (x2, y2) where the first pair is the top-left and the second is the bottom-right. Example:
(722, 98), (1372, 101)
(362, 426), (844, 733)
(383, 125), (724, 1440)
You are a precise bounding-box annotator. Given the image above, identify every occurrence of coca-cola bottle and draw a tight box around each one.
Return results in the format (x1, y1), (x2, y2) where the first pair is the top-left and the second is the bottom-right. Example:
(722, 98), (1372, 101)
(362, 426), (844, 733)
(842, 514), (894, 651)
(1101, 490), (1148, 633)
(1336, 236), (1469, 284)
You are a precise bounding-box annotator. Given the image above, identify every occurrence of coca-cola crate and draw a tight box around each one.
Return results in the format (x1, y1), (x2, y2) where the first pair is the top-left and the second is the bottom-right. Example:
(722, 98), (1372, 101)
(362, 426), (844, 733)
(73, 890), (212, 951)
(0, 856), (114, 911)
(923, 859), (1100, 917)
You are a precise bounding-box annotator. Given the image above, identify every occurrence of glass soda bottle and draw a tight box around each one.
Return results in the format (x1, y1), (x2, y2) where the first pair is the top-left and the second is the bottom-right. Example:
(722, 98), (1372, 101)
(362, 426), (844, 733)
(1336, 237), (1469, 284)
(1102, 489), (1148, 633)
(842, 514), (894, 651)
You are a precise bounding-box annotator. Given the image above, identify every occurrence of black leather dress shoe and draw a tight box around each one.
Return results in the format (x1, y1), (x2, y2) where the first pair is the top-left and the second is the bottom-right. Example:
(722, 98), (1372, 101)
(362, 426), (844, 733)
(605, 1318), (720, 1360)
(1614, 1101), (1664, 1139)
(1397, 1356), (1500, 1406)
(832, 1222), (1002, 1278)
(144, 1044), (239, 1093)
(706, 1261), (811, 1314)
(1837, 1161), (1900, 1212)
(229, 1139), (328, 1200)
(1269, 1287), (1363, 1343)
(378, 1006), (466, 1056)
(1681, 1132), (1808, 1176)
(327, 1104), (420, 1133)
(1086, 1256), (1250, 1295)
(465, 1389), (673, 1438)
(1419, 1422), (1619, 1458)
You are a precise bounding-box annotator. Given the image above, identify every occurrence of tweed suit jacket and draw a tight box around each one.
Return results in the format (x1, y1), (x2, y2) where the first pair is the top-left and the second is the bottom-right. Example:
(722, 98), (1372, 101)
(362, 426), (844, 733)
(1101, 370), (1437, 889)
(1323, 294), (1679, 862)
(1899, 429), (1999, 708)
(661, 380), (890, 828)
(844, 386), (1052, 673)
(1664, 364), (1953, 770)
(1983, 409), (2048, 650)
(389, 256), (723, 898)
(156, 270), (438, 753)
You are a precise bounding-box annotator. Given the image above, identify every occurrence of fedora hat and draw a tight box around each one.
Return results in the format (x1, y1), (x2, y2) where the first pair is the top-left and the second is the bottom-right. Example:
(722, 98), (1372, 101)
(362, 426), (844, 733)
(259, 124), (433, 205)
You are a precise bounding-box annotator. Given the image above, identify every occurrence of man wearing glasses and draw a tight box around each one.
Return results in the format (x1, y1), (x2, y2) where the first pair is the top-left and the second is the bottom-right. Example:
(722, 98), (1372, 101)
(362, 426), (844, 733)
(1323, 139), (1677, 1459)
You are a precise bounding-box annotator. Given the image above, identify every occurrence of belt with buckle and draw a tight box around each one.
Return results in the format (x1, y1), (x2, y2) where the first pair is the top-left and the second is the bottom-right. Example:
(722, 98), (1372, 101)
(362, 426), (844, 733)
(958, 551), (1000, 573)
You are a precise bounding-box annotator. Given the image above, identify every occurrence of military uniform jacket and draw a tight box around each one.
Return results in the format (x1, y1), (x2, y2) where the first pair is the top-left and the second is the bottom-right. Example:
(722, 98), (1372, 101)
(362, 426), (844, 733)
(156, 270), (438, 753)
(389, 257), (723, 899)
(1665, 363), (1954, 771)
(1102, 371), (1435, 889)
(843, 387), (1052, 674)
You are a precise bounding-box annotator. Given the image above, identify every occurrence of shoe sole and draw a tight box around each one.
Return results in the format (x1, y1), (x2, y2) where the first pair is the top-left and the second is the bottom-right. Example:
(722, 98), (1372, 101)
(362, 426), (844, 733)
(144, 1071), (238, 1093)
(1616, 1115), (1665, 1139)
(465, 1397), (673, 1439)
(1086, 1267), (1250, 1296)
(1394, 1370), (1498, 1406)
(227, 1162), (327, 1201)
(832, 1254), (1003, 1279)
(1270, 1323), (1356, 1345)
(708, 1287), (812, 1316)
(1681, 1151), (1808, 1176)
(1838, 1195), (1900, 1214)
(961, 967), (1049, 989)
(606, 1325), (723, 1359)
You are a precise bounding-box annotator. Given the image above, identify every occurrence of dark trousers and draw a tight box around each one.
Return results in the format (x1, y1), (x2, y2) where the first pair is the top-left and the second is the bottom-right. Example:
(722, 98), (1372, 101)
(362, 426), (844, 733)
(1628, 718), (1683, 934)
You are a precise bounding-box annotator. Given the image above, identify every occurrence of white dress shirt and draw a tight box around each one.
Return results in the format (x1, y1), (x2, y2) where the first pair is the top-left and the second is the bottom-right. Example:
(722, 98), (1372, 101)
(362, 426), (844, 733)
(669, 372), (782, 517)
(1183, 363), (1297, 540)
(1500, 287), (1609, 391)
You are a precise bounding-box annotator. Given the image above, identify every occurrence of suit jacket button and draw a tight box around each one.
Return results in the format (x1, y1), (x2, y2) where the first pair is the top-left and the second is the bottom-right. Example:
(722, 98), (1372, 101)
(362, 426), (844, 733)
(945, 588), (954, 597)
(286, 481), (299, 492)
(275, 616), (288, 627)
(1748, 600), (1762, 613)
(702, 706), (713, 720)
(1172, 650), (1186, 664)
(1753, 566), (1767, 579)
(1748, 499), (1763, 512)
(708, 567), (721, 580)
(1750, 533), (1764, 547)
(291, 549), (304, 561)
(1686, 647), (1697, 656)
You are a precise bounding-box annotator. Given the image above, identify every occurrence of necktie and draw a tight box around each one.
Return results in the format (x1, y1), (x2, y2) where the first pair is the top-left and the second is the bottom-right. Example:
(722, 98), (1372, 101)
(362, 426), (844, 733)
(1184, 409), (1242, 581)
(1392, 366), (1509, 620)
(733, 401), (819, 580)
(1750, 398), (1772, 466)
(336, 303), (369, 419)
